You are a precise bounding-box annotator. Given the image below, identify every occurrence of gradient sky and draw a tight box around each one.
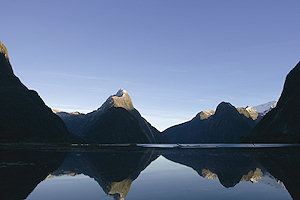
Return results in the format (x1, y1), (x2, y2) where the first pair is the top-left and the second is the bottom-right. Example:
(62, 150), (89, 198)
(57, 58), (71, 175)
(1, 0), (300, 130)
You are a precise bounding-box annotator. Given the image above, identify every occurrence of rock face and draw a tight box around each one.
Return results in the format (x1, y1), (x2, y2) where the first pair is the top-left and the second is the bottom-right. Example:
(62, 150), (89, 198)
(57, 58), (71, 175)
(0, 42), (71, 143)
(249, 62), (300, 143)
(245, 106), (259, 120)
(56, 89), (163, 143)
(163, 102), (257, 143)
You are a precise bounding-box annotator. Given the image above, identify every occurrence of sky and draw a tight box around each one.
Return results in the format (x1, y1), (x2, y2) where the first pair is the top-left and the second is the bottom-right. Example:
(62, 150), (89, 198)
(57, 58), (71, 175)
(1, 0), (300, 131)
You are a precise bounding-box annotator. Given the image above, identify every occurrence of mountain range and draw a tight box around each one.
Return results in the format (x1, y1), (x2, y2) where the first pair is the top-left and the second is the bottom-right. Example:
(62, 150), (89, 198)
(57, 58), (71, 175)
(162, 101), (276, 143)
(54, 92), (275, 144)
(162, 60), (300, 144)
(0, 41), (299, 144)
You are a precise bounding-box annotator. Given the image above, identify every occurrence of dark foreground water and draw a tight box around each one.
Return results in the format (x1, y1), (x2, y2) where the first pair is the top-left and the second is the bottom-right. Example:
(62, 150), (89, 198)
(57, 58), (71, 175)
(1, 145), (299, 200)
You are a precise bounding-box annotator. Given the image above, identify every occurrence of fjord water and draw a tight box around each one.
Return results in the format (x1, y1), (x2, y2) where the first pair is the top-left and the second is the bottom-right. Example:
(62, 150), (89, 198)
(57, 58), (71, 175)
(1, 145), (299, 200)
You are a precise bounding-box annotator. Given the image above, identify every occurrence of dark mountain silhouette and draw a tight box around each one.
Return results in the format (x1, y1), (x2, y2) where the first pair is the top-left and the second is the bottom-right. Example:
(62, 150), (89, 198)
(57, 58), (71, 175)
(56, 89), (165, 144)
(0, 42), (72, 143)
(249, 62), (300, 143)
(163, 102), (257, 143)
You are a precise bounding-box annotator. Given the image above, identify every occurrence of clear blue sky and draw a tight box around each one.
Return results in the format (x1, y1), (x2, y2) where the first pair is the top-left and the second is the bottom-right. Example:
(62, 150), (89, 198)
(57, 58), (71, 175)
(2, 0), (300, 130)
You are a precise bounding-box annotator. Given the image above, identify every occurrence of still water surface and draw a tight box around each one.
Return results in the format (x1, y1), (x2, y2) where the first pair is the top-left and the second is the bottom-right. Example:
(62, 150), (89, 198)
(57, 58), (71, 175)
(1, 145), (299, 200)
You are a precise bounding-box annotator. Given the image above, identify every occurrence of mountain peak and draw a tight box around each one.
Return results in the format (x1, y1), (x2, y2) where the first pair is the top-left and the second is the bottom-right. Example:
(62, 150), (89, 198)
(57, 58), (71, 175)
(278, 61), (300, 104)
(214, 102), (244, 119)
(250, 61), (300, 142)
(0, 41), (13, 74)
(116, 88), (128, 97)
(99, 88), (134, 111)
(215, 102), (235, 112)
(0, 41), (9, 60)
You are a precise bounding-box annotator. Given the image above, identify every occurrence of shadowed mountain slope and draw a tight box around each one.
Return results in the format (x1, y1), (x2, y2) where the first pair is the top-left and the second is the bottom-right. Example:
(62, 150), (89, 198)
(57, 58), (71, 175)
(0, 42), (72, 143)
(56, 89), (165, 144)
(249, 62), (300, 143)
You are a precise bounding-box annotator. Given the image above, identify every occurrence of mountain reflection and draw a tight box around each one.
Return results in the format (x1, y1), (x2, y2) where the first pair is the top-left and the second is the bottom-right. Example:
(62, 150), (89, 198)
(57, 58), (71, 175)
(163, 148), (266, 188)
(50, 149), (157, 200)
(0, 146), (299, 200)
(256, 148), (300, 200)
(0, 149), (65, 200)
(162, 147), (299, 199)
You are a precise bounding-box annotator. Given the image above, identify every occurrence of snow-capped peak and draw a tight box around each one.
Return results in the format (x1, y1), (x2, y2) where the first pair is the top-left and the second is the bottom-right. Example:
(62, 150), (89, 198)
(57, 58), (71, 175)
(98, 88), (134, 111)
(253, 101), (277, 114)
(115, 88), (128, 97)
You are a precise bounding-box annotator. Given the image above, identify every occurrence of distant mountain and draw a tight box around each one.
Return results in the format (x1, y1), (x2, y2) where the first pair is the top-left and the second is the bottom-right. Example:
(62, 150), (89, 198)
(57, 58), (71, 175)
(249, 62), (300, 143)
(163, 102), (257, 143)
(52, 110), (87, 136)
(241, 101), (277, 122)
(0, 42), (72, 143)
(253, 101), (277, 116)
(56, 89), (164, 143)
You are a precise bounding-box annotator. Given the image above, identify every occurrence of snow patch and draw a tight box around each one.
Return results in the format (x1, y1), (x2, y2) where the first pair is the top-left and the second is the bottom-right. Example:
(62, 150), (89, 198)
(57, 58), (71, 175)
(253, 101), (277, 114)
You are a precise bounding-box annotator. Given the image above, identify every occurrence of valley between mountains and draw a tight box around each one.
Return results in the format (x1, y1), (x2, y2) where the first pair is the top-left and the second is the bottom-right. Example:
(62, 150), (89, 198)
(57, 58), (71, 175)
(1, 41), (299, 144)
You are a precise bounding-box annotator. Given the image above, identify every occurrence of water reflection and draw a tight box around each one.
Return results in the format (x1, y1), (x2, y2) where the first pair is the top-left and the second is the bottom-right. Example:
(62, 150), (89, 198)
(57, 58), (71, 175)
(163, 148), (268, 188)
(0, 150), (65, 200)
(163, 147), (299, 199)
(51, 149), (157, 200)
(0, 146), (299, 200)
